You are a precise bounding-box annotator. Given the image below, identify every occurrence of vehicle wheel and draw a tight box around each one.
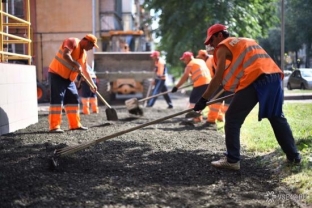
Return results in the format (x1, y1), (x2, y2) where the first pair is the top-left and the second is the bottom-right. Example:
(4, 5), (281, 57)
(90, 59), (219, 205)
(97, 79), (112, 104)
(300, 83), (306, 90)
(142, 79), (152, 98)
(37, 82), (47, 103)
(287, 83), (292, 90)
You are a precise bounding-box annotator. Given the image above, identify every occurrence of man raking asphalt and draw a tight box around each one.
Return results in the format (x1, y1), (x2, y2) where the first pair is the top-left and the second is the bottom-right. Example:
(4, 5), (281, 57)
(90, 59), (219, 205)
(50, 93), (234, 170)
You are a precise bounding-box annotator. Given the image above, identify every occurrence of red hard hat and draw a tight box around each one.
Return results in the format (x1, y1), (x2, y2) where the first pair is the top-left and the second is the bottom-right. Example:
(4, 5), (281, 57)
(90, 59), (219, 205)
(180, 51), (193, 60)
(204, 24), (227, 45)
(150, 51), (160, 58)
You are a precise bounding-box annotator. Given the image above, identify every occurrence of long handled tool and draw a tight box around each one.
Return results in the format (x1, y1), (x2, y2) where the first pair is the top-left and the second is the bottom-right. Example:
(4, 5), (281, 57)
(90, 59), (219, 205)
(50, 93), (234, 169)
(125, 84), (192, 116)
(185, 89), (225, 119)
(80, 73), (118, 121)
(143, 80), (153, 107)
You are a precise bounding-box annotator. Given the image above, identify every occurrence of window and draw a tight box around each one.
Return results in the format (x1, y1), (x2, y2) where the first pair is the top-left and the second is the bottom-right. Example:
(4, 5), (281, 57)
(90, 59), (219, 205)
(7, 0), (24, 18)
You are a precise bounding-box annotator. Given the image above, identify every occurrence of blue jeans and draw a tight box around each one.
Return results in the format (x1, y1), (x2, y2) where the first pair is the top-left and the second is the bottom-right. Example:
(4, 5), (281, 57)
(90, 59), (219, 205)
(147, 79), (172, 107)
(80, 78), (97, 98)
(224, 75), (300, 162)
(48, 72), (79, 105)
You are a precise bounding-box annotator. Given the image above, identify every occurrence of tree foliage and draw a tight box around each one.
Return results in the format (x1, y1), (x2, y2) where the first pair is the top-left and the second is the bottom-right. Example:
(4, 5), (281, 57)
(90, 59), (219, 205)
(143, 0), (279, 68)
(285, 0), (312, 67)
(258, 0), (312, 68)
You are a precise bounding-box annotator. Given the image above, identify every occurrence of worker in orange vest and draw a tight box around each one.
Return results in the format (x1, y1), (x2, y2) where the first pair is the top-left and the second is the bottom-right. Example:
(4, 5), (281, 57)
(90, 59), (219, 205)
(77, 64), (99, 115)
(196, 49), (232, 129)
(48, 34), (98, 133)
(194, 24), (301, 170)
(147, 51), (173, 108)
(172, 51), (211, 123)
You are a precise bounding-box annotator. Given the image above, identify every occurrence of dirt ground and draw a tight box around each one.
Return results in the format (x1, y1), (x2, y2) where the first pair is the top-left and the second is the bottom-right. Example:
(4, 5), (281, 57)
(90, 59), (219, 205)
(0, 93), (307, 208)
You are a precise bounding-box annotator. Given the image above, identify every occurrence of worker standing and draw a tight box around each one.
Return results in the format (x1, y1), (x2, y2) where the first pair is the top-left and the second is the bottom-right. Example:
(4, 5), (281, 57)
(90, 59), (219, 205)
(196, 49), (232, 129)
(172, 51), (211, 123)
(77, 64), (99, 115)
(48, 34), (98, 133)
(194, 24), (301, 170)
(146, 51), (173, 108)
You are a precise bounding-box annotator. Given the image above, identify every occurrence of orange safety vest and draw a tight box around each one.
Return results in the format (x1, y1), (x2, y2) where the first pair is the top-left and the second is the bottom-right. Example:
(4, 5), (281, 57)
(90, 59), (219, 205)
(187, 58), (211, 87)
(154, 58), (167, 80)
(214, 37), (283, 92)
(49, 38), (87, 81)
(205, 56), (215, 77)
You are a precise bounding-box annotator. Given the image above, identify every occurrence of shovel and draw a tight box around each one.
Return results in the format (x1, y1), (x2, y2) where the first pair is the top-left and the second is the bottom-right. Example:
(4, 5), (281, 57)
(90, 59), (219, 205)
(125, 84), (192, 116)
(79, 73), (118, 121)
(51, 93), (234, 169)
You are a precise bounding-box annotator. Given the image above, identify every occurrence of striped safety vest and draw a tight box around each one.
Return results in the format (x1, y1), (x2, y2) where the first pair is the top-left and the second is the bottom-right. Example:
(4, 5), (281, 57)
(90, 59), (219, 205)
(187, 58), (211, 87)
(49, 38), (87, 81)
(214, 37), (283, 92)
(154, 58), (167, 80)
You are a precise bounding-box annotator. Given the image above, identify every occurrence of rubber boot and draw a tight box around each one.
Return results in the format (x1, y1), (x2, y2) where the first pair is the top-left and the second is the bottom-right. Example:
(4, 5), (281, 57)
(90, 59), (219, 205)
(64, 105), (82, 129)
(207, 103), (222, 123)
(90, 97), (99, 114)
(81, 98), (90, 115)
(48, 105), (62, 130)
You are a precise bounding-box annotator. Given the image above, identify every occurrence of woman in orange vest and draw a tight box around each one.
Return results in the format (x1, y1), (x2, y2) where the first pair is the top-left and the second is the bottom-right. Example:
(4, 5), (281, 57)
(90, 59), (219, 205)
(194, 24), (301, 170)
(172, 51), (211, 123)
(48, 34), (98, 133)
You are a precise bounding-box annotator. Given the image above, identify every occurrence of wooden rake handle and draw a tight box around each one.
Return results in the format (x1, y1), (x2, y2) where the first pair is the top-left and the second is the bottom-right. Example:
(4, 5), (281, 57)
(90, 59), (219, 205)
(79, 73), (112, 109)
(56, 93), (234, 157)
(138, 84), (192, 103)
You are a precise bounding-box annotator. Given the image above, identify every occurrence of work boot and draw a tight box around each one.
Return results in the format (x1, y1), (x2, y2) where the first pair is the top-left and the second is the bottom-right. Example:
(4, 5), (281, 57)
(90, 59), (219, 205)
(211, 157), (240, 170)
(202, 121), (217, 130)
(49, 128), (64, 133)
(193, 116), (203, 123)
(167, 105), (173, 109)
(70, 126), (88, 131)
(286, 155), (301, 165)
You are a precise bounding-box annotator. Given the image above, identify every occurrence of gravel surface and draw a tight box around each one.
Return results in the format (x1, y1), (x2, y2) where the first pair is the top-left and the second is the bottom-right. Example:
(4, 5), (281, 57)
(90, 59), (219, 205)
(0, 94), (305, 208)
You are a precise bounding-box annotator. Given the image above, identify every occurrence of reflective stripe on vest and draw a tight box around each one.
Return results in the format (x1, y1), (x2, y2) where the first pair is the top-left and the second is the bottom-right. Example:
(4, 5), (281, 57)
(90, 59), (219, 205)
(189, 59), (211, 87)
(215, 37), (282, 92)
(49, 38), (85, 81)
(55, 50), (75, 71)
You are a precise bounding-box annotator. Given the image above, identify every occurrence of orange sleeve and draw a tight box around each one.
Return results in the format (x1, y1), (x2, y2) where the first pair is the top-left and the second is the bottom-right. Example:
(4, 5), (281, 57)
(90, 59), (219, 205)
(62, 38), (77, 51)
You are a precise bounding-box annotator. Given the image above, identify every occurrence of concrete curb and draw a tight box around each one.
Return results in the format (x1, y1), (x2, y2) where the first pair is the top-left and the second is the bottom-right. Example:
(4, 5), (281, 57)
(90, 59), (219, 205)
(181, 90), (312, 101)
(284, 94), (312, 100)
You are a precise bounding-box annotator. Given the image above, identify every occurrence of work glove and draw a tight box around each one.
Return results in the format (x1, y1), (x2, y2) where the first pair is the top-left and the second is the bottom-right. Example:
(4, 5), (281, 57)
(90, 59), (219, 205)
(171, 86), (178, 93)
(193, 97), (208, 111)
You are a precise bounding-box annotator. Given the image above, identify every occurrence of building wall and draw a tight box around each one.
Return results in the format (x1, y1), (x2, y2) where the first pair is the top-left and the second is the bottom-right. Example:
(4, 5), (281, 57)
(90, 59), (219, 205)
(33, 0), (100, 82)
(0, 63), (38, 136)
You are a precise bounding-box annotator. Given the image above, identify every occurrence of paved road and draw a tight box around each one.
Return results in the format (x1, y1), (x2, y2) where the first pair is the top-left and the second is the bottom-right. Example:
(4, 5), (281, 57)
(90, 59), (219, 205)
(38, 91), (312, 113)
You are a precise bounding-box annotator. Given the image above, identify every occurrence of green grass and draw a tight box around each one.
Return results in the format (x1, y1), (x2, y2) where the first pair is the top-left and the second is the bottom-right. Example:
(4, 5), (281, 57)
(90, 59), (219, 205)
(208, 102), (312, 205)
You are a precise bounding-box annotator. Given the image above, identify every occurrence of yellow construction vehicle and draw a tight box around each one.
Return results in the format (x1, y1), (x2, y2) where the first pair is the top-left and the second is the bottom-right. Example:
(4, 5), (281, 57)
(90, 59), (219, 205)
(94, 30), (154, 102)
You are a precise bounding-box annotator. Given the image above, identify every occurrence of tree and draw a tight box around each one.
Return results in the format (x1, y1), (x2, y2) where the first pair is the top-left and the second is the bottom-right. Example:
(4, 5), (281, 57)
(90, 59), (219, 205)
(143, 0), (279, 70)
(286, 0), (312, 67)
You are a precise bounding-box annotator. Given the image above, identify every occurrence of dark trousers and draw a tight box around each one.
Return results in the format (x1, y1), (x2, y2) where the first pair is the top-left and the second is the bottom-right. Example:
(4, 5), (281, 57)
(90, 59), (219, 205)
(49, 72), (79, 105)
(147, 79), (172, 107)
(225, 82), (300, 162)
(81, 78), (97, 98)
